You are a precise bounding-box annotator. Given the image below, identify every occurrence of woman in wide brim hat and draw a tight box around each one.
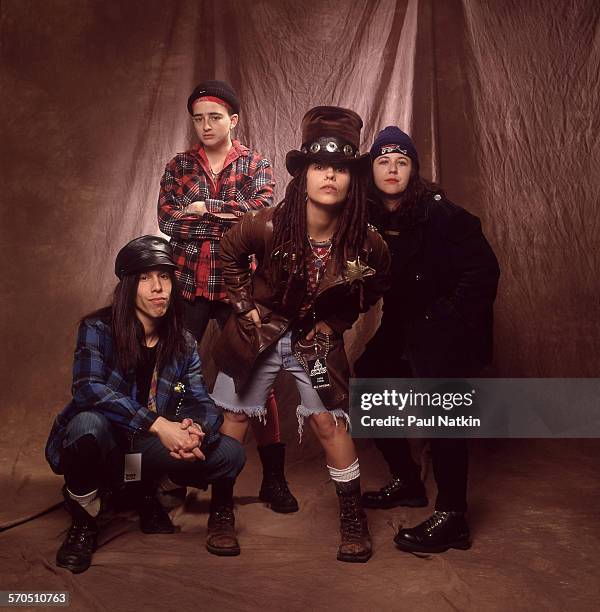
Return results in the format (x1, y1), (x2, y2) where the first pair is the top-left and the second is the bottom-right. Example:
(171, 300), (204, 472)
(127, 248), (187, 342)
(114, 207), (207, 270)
(211, 105), (391, 562)
(285, 105), (371, 176)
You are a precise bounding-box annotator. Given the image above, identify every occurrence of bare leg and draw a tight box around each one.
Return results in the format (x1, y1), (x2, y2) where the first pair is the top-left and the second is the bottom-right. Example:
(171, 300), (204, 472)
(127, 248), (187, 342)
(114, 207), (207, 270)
(308, 412), (357, 468)
(221, 411), (250, 443)
(308, 411), (371, 562)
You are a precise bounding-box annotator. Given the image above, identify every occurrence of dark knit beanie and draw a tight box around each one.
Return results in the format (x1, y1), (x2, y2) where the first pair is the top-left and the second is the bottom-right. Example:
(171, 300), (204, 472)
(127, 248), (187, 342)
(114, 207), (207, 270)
(187, 80), (240, 115)
(370, 126), (419, 166)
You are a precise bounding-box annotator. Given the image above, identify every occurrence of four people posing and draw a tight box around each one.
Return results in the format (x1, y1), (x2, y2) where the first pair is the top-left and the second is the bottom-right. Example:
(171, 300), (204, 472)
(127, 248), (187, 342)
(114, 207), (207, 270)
(46, 81), (500, 570)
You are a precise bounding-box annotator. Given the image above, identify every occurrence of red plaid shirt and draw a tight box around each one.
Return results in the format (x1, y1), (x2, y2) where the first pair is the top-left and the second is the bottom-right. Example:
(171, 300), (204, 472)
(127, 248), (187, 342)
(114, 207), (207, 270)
(158, 140), (274, 301)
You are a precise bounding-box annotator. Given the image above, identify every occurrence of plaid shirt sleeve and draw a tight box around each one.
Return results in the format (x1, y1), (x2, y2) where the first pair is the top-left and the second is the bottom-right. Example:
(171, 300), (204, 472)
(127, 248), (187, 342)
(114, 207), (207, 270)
(205, 156), (274, 217)
(71, 320), (158, 431)
(158, 158), (225, 241)
(177, 336), (223, 437)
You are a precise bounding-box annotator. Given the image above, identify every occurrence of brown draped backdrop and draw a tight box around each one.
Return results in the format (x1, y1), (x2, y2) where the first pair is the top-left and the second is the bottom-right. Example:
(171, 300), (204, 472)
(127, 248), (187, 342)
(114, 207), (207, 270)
(1, 1), (599, 609)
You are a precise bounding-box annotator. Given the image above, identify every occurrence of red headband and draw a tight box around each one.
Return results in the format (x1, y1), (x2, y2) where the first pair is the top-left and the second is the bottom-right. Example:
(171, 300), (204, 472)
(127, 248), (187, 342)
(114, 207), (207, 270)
(191, 95), (233, 113)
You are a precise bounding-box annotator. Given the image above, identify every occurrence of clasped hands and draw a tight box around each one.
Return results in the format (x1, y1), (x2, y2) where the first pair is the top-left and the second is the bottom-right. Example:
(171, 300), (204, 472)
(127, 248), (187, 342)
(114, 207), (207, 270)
(149, 416), (205, 462)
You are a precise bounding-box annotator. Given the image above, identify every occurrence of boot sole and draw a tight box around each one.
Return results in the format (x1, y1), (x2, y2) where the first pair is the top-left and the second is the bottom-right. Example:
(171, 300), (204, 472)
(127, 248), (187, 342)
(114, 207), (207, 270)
(56, 558), (92, 574)
(140, 526), (176, 534)
(337, 551), (372, 563)
(362, 497), (428, 510)
(265, 503), (299, 514)
(206, 543), (241, 557)
(259, 494), (299, 514)
(394, 538), (471, 553)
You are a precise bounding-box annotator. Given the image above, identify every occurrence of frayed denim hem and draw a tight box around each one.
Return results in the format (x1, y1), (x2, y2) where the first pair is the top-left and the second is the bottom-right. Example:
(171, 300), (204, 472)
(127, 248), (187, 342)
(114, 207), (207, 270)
(295, 405), (350, 443)
(216, 401), (268, 425)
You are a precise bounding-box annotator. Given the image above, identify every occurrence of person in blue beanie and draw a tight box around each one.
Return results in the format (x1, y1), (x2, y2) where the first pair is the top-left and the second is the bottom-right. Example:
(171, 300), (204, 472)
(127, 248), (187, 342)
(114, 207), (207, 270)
(355, 126), (500, 553)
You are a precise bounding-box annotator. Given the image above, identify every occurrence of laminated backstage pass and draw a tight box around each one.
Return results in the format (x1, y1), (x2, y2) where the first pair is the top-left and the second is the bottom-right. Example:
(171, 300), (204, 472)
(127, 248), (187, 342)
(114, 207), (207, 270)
(307, 357), (331, 390)
(124, 453), (142, 482)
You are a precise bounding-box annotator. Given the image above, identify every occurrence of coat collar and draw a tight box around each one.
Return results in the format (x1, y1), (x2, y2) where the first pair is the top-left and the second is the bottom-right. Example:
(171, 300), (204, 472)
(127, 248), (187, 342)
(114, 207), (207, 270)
(271, 238), (375, 297)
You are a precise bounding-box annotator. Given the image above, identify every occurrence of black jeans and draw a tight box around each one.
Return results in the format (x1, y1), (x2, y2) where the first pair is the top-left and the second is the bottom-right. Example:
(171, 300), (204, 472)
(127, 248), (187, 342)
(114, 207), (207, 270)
(59, 411), (245, 495)
(183, 296), (232, 342)
(355, 348), (468, 512)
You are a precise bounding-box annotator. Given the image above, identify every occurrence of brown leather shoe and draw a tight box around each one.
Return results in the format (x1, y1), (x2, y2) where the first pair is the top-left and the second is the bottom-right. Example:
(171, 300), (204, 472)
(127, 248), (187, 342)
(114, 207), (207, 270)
(335, 479), (372, 563)
(206, 505), (240, 557)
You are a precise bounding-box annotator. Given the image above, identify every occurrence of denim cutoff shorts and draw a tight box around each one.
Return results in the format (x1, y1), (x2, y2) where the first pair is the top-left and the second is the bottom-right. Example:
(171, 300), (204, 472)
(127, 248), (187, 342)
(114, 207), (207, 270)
(210, 330), (349, 440)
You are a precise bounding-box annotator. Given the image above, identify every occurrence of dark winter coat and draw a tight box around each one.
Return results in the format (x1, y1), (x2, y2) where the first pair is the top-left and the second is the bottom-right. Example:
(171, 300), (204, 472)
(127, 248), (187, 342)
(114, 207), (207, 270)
(356, 191), (500, 378)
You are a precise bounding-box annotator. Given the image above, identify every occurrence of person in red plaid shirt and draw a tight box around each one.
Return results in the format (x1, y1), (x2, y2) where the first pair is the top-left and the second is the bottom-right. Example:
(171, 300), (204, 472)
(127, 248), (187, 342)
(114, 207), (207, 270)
(158, 80), (298, 513)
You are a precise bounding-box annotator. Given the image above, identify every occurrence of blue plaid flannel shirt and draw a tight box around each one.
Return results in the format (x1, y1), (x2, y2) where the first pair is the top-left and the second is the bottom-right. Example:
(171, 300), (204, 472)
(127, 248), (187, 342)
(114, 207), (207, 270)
(45, 316), (222, 473)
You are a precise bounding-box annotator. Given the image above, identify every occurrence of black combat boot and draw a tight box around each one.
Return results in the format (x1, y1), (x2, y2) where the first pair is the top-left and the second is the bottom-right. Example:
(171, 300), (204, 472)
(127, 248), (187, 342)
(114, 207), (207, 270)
(138, 489), (176, 534)
(335, 478), (372, 563)
(394, 511), (471, 553)
(258, 442), (299, 513)
(362, 475), (428, 509)
(56, 488), (99, 574)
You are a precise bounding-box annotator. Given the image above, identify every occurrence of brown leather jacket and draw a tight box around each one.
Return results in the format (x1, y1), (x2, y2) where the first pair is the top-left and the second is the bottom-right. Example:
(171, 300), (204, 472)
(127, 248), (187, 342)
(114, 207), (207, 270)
(213, 207), (391, 410)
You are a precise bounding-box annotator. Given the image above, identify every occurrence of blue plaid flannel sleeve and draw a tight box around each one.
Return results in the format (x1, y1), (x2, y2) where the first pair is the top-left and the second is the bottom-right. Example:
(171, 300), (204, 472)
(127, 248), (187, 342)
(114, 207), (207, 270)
(178, 341), (223, 437)
(71, 320), (158, 431)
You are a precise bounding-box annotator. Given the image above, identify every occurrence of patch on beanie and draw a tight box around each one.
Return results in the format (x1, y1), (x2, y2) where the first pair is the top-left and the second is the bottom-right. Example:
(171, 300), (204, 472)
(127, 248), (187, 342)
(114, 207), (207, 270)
(380, 144), (408, 155)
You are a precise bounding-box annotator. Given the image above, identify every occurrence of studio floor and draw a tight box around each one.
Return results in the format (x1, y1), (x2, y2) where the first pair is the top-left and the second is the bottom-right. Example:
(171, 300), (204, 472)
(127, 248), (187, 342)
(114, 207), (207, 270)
(1, 439), (598, 611)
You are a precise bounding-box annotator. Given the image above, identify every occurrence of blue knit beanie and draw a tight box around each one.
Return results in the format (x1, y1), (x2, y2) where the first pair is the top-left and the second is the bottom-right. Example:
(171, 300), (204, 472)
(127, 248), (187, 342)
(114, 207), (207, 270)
(370, 126), (419, 167)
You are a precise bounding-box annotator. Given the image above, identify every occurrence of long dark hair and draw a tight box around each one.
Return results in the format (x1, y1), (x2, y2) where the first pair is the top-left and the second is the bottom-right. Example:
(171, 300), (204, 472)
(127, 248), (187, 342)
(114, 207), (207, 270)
(369, 162), (443, 223)
(83, 269), (187, 374)
(272, 164), (369, 303)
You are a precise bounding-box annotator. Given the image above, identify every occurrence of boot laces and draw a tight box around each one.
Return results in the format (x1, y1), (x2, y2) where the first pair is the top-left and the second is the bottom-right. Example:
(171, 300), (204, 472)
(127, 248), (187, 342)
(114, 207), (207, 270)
(381, 477), (404, 495)
(66, 521), (95, 547)
(423, 511), (450, 532)
(340, 496), (366, 539)
(209, 506), (234, 530)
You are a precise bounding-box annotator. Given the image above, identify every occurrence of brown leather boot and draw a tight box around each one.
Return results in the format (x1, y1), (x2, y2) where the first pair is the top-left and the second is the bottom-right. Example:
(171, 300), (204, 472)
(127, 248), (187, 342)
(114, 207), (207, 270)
(206, 479), (240, 556)
(335, 478), (372, 563)
(206, 505), (240, 556)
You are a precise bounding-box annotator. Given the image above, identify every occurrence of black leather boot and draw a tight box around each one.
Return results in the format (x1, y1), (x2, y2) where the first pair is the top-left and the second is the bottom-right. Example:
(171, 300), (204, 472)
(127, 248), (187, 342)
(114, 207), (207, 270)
(394, 511), (471, 553)
(362, 476), (428, 509)
(258, 442), (299, 513)
(56, 488), (99, 574)
(138, 491), (175, 534)
(335, 478), (372, 563)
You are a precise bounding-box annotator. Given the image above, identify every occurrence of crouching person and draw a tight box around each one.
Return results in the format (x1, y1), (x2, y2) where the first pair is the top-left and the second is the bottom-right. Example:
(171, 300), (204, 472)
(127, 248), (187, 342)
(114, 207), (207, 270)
(45, 235), (245, 573)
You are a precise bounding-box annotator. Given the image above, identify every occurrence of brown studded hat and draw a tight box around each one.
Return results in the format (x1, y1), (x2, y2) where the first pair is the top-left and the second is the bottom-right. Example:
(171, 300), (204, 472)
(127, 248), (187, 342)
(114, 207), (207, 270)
(285, 106), (370, 176)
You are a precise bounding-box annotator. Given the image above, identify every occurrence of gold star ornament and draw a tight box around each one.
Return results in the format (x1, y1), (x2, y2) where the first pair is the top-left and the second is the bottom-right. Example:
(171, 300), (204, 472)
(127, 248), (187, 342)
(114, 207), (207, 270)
(345, 256), (375, 284)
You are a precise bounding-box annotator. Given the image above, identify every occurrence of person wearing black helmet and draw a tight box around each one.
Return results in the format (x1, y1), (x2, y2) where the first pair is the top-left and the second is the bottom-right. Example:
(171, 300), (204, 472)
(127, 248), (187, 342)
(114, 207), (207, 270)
(45, 235), (245, 573)
(158, 79), (298, 514)
(355, 126), (500, 553)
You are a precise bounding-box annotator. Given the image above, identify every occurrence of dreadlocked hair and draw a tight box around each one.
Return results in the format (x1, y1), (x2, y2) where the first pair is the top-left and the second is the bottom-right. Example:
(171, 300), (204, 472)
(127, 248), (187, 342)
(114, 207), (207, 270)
(272, 164), (370, 306)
